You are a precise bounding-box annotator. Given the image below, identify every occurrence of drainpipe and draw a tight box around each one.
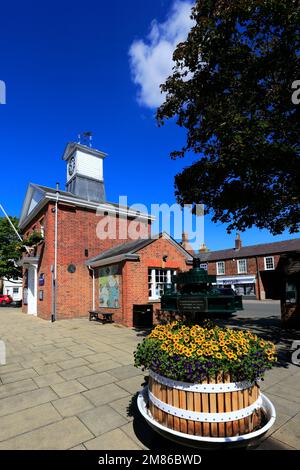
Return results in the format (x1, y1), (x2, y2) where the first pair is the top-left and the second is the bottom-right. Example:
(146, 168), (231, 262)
(255, 256), (261, 301)
(51, 183), (60, 322)
(88, 266), (95, 310)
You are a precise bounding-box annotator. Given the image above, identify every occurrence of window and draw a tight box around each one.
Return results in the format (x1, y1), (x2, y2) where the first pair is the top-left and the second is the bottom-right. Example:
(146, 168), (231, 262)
(13, 288), (19, 294)
(148, 268), (176, 300)
(237, 259), (247, 274)
(216, 261), (225, 275)
(39, 219), (45, 238)
(264, 256), (275, 270)
(286, 281), (297, 304)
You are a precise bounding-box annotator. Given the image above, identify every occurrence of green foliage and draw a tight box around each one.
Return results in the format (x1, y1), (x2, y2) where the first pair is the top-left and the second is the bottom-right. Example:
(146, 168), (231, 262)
(157, 0), (300, 234)
(23, 230), (44, 247)
(0, 216), (22, 280)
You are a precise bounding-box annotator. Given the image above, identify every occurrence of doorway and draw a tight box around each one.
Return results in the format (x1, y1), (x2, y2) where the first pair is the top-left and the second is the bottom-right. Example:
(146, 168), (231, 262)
(27, 265), (37, 315)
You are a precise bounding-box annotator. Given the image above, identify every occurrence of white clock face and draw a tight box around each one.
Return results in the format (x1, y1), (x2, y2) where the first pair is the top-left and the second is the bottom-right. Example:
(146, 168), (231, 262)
(68, 157), (76, 176)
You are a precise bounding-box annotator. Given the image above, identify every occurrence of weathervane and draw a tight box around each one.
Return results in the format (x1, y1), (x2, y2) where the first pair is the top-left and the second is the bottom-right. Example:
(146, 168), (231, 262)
(77, 131), (93, 148)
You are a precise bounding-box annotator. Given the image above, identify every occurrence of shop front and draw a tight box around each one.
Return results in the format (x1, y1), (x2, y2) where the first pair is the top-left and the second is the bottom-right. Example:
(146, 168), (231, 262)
(216, 275), (256, 298)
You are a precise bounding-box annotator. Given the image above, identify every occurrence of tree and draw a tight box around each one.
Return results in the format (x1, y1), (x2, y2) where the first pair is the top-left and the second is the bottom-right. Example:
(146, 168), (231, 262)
(157, 0), (300, 234)
(0, 216), (22, 281)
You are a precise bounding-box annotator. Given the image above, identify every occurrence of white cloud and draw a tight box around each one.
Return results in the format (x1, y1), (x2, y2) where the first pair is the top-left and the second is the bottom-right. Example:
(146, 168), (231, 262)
(129, 1), (194, 109)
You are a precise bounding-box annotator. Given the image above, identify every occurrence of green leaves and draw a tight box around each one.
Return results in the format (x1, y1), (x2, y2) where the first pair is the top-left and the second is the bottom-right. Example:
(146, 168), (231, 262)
(0, 216), (22, 280)
(157, 0), (300, 234)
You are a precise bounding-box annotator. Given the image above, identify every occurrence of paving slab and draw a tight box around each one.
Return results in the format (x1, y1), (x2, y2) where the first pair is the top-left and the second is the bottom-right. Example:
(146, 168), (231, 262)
(42, 351), (74, 364)
(56, 358), (89, 370)
(70, 444), (87, 450)
(34, 372), (65, 388)
(0, 368), (38, 384)
(33, 364), (62, 375)
(50, 380), (88, 398)
(0, 378), (38, 400)
(84, 428), (142, 450)
(272, 413), (300, 449)
(265, 392), (300, 417)
(0, 416), (93, 450)
(120, 422), (148, 451)
(266, 383), (300, 403)
(109, 396), (134, 421)
(0, 403), (61, 442)
(84, 352), (115, 364)
(77, 371), (116, 389)
(78, 405), (128, 436)
(0, 386), (58, 417)
(52, 393), (94, 417)
(108, 365), (142, 381)
(88, 359), (122, 373)
(117, 375), (146, 395)
(69, 349), (98, 358)
(83, 383), (130, 407)
(58, 365), (94, 381)
(255, 436), (297, 450)
(0, 363), (24, 376)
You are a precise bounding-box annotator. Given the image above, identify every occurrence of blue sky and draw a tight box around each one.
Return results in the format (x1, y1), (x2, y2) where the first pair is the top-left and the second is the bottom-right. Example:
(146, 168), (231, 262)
(0, 0), (298, 251)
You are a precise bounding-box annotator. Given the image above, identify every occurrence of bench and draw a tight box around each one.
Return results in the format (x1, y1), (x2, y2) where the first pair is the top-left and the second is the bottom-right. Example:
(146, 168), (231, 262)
(89, 311), (114, 324)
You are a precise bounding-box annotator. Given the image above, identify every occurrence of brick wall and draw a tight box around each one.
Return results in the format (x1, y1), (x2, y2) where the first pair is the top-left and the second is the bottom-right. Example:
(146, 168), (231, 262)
(207, 254), (281, 299)
(22, 201), (151, 320)
(121, 237), (190, 326)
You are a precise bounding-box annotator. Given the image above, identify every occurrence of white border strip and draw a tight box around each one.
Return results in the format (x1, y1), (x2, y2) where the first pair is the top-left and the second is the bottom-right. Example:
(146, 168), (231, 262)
(138, 388), (276, 445)
(149, 390), (262, 423)
(150, 370), (254, 393)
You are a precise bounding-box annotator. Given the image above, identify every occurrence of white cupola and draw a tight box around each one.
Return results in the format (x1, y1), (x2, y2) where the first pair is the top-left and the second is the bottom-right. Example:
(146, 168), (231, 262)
(62, 142), (107, 202)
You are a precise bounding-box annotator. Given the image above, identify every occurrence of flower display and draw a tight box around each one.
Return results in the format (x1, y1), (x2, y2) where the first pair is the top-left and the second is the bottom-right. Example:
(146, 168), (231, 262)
(134, 321), (277, 383)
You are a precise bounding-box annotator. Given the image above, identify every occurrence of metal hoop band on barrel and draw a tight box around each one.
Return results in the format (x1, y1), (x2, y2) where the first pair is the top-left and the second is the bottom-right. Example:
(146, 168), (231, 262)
(149, 370), (254, 393)
(149, 389), (262, 423)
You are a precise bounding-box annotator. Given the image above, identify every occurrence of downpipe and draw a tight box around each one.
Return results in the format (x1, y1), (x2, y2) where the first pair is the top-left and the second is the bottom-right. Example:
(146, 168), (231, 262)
(51, 183), (60, 322)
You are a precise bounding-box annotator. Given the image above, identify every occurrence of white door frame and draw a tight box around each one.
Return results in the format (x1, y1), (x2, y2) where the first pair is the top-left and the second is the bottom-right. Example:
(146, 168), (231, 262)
(27, 264), (38, 315)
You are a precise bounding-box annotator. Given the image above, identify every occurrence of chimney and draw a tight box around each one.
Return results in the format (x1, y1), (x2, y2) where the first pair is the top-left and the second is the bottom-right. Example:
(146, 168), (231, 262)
(181, 232), (195, 255)
(235, 233), (242, 250)
(199, 242), (209, 253)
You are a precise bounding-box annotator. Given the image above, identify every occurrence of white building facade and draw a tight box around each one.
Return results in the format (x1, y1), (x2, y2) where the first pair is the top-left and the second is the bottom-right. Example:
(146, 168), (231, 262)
(2, 278), (23, 301)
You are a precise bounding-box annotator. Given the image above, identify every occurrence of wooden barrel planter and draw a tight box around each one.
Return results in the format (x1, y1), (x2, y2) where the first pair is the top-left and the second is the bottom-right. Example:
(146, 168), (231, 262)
(148, 370), (263, 438)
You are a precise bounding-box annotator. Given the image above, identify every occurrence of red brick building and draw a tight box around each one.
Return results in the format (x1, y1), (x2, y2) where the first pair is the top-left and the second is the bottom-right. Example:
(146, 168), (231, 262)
(197, 234), (300, 300)
(18, 142), (192, 326)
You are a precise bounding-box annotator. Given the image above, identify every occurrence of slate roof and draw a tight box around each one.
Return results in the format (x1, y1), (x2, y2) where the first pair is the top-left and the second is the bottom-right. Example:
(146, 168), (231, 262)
(34, 185), (134, 210)
(196, 238), (300, 262)
(86, 233), (193, 266)
(86, 238), (156, 264)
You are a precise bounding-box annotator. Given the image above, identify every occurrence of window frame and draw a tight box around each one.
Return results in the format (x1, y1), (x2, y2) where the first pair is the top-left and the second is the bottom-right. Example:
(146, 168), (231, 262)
(39, 218), (45, 238)
(148, 268), (176, 301)
(264, 256), (275, 271)
(216, 261), (225, 275)
(237, 259), (247, 274)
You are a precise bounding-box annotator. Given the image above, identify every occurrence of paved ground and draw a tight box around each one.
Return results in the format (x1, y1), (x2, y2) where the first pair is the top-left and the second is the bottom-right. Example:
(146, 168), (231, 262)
(0, 303), (299, 450)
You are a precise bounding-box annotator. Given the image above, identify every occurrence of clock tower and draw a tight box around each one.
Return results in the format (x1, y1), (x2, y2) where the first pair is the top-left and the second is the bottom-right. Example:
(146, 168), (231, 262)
(62, 142), (107, 202)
